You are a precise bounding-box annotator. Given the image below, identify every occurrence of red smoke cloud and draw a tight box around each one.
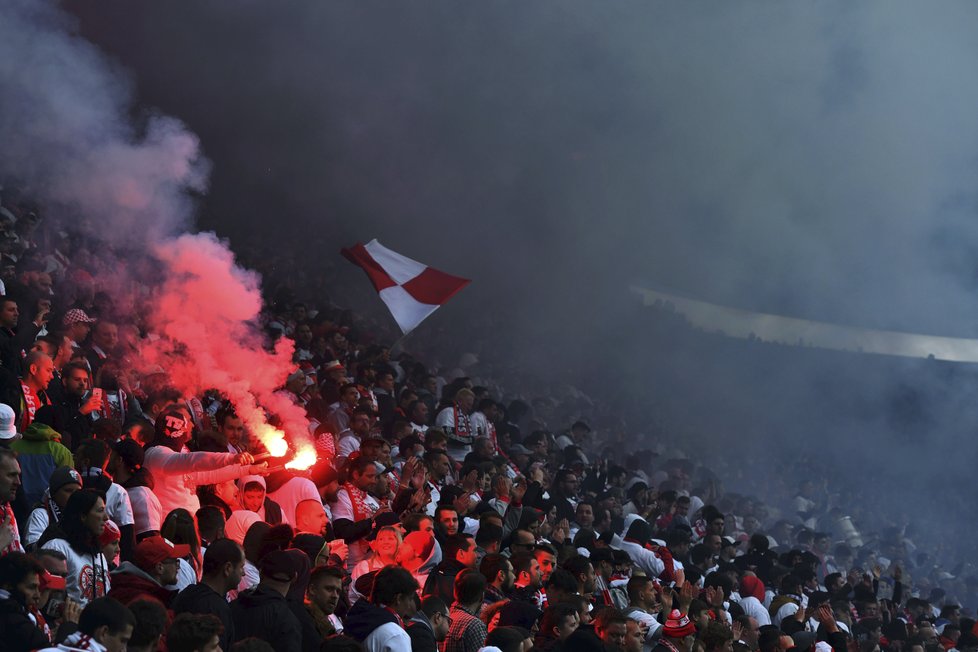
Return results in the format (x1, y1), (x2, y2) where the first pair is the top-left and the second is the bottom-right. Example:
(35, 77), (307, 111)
(140, 232), (314, 462)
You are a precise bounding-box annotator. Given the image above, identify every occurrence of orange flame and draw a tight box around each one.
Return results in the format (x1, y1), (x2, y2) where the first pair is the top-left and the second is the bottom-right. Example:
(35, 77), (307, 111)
(285, 445), (317, 471)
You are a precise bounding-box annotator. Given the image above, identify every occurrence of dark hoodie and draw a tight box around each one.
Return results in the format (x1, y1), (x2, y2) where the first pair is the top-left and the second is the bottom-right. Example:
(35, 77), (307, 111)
(422, 558), (467, 607)
(0, 591), (51, 650)
(172, 582), (235, 652)
(344, 598), (400, 642)
(230, 585), (301, 652)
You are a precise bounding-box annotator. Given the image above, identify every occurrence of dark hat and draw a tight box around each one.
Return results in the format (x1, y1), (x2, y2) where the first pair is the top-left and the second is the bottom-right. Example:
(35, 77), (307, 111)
(49, 467), (83, 494)
(259, 549), (298, 582)
(496, 599), (542, 629)
(792, 631), (816, 650)
(113, 438), (145, 472)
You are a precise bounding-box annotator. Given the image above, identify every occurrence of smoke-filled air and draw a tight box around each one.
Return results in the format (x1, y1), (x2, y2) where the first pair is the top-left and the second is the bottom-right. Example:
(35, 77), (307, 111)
(3, 0), (978, 646)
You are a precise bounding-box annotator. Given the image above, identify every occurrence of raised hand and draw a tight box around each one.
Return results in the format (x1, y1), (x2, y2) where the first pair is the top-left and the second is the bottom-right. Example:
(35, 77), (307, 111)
(678, 579), (696, 613)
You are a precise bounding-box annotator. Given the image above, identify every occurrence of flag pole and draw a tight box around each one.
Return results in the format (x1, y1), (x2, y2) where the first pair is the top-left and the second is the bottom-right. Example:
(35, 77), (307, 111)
(389, 329), (414, 355)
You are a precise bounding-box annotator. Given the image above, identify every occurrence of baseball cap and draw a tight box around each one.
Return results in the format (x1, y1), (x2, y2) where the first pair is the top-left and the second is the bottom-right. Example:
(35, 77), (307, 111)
(39, 569), (66, 592)
(62, 309), (96, 327)
(0, 403), (16, 439)
(133, 536), (191, 571)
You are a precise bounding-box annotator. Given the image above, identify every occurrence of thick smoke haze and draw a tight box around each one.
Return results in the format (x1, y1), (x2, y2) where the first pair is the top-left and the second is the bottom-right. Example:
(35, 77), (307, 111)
(0, 0), (314, 458)
(63, 1), (978, 339)
(7, 1), (978, 566)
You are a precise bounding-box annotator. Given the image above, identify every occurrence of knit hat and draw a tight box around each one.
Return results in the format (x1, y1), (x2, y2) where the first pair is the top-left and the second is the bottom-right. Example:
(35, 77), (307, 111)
(49, 467), (83, 494)
(260, 549), (298, 582)
(153, 409), (191, 450)
(740, 575), (766, 602)
(0, 403), (16, 439)
(663, 609), (696, 638)
(99, 520), (121, 546)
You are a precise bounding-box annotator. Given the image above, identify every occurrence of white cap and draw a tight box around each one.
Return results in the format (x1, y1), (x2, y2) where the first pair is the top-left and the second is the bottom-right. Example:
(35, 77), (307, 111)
(0, 403), (16, 439)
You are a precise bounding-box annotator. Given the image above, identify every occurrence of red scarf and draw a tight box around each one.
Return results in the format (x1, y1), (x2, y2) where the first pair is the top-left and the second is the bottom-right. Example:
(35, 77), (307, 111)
(448, 403), (472, 444)
(343, 483), (377, 522)
(19, 380), (46, 430)
(1, 503), (23, 554)
(385, 606), (404, 628)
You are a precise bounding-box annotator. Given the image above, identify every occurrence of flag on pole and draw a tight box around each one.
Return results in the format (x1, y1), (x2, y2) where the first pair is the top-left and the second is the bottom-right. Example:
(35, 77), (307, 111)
(341, 239), (471, 335)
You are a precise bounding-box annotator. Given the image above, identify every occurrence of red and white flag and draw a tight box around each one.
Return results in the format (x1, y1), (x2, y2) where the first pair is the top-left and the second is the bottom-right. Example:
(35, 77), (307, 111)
(341, 239), (470, 335)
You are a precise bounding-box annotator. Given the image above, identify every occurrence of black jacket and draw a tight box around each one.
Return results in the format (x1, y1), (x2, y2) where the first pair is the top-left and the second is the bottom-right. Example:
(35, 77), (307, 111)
(344, 598), (400, 643)
(0, 596), (51, 651)
(406, 613), (439, 652)
(0, 321), (40, 378)
(173, 582), (235, 652)
(230, 585), (301, 652)
(422, 558), (467, 605)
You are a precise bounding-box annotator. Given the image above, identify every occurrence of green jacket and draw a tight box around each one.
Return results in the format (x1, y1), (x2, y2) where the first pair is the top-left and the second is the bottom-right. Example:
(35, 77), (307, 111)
(11, 422), (74, 506)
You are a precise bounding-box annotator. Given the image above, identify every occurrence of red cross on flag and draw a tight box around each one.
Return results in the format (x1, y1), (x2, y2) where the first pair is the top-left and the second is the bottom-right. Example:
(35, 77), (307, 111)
(341, 239), (471, 335)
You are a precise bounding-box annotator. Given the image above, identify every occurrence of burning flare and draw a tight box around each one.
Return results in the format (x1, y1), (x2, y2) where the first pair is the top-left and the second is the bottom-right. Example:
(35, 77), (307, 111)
(285, 445), (318, 471)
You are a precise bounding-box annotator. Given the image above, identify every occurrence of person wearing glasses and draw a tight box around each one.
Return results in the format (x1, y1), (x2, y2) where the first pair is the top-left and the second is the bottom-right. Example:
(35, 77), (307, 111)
(507, 529), (536, 556)
(406, 595), (451, 652)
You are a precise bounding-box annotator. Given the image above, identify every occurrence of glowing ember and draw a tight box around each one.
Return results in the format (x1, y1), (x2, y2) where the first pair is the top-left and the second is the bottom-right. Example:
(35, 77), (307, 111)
(285, 446), (317, 471)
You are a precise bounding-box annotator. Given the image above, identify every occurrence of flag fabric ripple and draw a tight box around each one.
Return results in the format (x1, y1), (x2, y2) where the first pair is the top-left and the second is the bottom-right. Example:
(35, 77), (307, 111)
(341, 239), (471, 335)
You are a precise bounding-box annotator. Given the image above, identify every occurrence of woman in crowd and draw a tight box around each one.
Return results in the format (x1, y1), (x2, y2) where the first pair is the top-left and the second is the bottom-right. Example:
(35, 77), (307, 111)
(349, 525), (402, 602)
(107, 437), (161, 540)
(37, 489), (110, 605)
(161, 507), (202, 590)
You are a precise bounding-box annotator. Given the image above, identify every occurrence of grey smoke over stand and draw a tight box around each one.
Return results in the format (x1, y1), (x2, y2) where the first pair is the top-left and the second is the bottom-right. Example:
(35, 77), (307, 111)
(0, 0), (317, 458)
(5, 1), (978, 570)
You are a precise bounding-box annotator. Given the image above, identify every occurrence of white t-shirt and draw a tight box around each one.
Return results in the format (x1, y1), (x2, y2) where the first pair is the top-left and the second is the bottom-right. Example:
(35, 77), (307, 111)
(435, 407), (471, 462)
(337, 431), (361, 459)
(166, 557), (197, 592)
(41, 538), (110, 606)
(106, 482), (135, 528)
(739, 596), (772, 626)
(268, 477), (321, 526)
(26, 508), (51, 547)
(127, 485), (163, 535)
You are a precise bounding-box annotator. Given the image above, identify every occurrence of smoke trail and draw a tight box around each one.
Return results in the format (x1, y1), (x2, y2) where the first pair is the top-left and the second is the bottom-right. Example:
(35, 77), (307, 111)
(0, 0), (207, 242)
(0, 0), (312, 460)
(142, 233), (315, 460)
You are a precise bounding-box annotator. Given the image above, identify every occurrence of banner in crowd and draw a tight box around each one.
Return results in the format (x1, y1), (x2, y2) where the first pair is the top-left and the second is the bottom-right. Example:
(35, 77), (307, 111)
(633, 285), (978, 363)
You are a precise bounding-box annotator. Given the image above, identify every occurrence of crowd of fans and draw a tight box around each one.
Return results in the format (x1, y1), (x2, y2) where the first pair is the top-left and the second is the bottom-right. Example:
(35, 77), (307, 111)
(0, 192), (975, 652)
